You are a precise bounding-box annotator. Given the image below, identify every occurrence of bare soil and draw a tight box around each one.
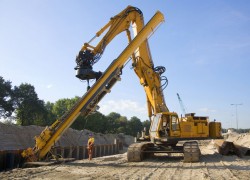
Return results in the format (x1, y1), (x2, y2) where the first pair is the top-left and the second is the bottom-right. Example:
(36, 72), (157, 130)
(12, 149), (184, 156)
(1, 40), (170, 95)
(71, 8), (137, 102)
(1, 140), (250, 180)
(0, 123), (134, 150)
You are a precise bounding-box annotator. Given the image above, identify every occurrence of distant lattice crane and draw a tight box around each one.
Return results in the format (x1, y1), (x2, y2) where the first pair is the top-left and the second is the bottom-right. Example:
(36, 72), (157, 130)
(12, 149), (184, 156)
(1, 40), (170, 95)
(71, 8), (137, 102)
(177, 93), (187, 115)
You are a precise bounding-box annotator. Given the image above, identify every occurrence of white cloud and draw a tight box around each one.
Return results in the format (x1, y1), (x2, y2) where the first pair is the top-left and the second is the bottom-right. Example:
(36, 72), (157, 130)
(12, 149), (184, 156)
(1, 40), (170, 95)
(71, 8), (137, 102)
(99, 99), (148, 120)
(46, 84), (53, 89)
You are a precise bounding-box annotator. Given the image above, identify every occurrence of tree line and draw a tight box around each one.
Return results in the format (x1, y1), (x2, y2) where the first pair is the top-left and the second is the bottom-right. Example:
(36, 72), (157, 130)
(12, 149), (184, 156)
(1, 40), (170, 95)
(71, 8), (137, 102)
(221, 128), (250, 134)
(3, 76), (249, 136)
(0, 76), (150, 136)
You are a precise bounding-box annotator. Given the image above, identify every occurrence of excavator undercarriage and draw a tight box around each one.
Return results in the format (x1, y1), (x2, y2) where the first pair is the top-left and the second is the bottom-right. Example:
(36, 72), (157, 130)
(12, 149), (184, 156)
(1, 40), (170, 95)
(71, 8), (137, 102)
(127, 141), (200, 162)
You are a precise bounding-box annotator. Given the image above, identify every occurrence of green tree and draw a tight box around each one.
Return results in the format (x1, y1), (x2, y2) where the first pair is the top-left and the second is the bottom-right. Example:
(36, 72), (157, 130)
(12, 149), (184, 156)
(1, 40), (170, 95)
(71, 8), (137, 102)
(73, 112), (108, 133)
(13, 83), (48, 126)
(51, 96), (80, 118)
(41, 95), (146, 136)
(44, 101), (57, 125)
(116, 116), (129, 134)
(45, 96), (108, 132)
(106, 112), (121, 133)
(0, 76), (14, 118)
(142, 120), (151, 135)
(128, 116), (143, 136)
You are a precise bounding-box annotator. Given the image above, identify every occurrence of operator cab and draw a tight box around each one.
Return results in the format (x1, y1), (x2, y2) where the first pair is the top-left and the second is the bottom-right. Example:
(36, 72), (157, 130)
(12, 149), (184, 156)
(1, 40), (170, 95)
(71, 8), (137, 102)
(150, 113), (181, 141)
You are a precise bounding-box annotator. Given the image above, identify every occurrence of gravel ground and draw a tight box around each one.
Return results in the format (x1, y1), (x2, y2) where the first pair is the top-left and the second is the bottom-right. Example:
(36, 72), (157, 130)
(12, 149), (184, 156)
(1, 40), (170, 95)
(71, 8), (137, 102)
(1, 140), (250, 180)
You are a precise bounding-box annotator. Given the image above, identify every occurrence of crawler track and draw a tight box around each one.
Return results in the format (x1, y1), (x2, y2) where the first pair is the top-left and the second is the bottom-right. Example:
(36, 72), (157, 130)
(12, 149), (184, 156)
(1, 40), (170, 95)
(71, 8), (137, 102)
(127, 142), (154, 162)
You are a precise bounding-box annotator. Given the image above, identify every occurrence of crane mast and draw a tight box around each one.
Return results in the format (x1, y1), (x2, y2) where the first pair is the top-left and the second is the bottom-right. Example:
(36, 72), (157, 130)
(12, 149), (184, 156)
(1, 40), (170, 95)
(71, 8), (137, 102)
(177, 93), (186, 115)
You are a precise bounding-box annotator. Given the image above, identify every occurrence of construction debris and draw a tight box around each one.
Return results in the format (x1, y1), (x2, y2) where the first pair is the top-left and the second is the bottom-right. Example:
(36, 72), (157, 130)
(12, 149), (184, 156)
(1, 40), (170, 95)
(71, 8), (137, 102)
(214, 140), (241, 156)
(214, 132), (250, 157)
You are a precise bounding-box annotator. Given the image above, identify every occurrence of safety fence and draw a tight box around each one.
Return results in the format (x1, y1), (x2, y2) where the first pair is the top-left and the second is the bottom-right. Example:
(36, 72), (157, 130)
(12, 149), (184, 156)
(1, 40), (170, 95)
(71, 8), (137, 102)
(0, 140), (123, 171)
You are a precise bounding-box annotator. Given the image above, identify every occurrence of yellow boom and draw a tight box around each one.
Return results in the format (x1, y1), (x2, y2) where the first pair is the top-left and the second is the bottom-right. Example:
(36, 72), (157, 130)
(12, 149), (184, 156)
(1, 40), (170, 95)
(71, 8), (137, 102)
(22, 6), (164, 161)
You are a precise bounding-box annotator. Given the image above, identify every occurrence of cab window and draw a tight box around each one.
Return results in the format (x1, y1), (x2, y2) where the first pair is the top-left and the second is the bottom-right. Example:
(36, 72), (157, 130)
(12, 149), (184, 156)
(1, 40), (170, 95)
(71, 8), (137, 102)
(171, 116), (180, 131)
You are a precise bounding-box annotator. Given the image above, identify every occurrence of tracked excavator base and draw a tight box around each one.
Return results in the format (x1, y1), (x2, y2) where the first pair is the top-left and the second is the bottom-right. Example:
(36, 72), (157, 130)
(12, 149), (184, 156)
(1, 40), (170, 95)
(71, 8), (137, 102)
(127, 142), (154, 162)
(127, 141), (201, 162)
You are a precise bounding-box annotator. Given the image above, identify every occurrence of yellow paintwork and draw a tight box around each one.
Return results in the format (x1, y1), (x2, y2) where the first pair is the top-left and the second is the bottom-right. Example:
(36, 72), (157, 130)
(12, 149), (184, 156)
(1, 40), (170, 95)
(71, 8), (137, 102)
(179, 120), (209, 138)
(150, 112), (222, 141)
(23, 6), (222, 161)
(81, 6), (168, 117)
(209, 121), (222, 138)
(22, 6), (165, 160)
(179, 115), (221, 138)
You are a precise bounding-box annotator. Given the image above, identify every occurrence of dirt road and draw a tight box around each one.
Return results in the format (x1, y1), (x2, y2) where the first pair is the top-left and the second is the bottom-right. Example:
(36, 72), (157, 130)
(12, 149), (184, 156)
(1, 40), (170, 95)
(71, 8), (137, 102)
(1, 141), (250, 180)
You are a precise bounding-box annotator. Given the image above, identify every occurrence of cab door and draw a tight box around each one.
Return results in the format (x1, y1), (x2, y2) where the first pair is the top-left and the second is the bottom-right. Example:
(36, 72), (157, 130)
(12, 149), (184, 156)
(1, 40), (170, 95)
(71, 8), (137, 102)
(149, 114), (162, 139)
(169, 115), (181, 137)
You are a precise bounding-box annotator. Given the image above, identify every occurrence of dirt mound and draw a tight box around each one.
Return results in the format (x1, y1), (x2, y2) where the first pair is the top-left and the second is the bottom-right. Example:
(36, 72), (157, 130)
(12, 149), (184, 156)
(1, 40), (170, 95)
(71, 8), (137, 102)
(224, 132), (250, 148)
(0, 123), (134, 151)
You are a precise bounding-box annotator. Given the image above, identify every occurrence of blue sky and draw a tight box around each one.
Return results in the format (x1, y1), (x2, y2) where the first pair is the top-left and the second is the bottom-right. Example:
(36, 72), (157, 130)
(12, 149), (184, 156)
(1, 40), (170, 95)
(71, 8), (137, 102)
(0, 0), (249, 129)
